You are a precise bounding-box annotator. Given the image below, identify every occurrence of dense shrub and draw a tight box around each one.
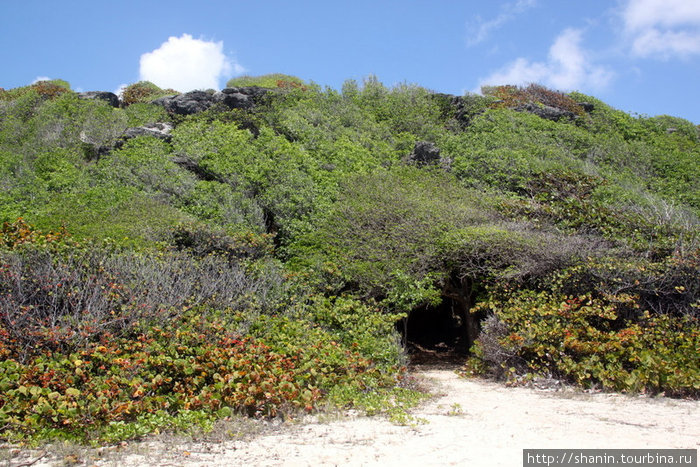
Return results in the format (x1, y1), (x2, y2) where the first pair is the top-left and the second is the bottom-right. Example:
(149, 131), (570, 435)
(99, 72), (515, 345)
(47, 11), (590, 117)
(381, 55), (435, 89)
(226, 74), (307, 89)
(293, 167), (610, 311)
(172, 122), (318, 241)
(440, 109), (589, 193)
(290, 168), (494, 300)
(305, 295), (406, 369)
(354, 79), (446, 138)
(561, 254), (700, 319)
(25, 189), (189, 247)
(120, 81), (178, 106)
(482, 83), (585, 117)
(499, 169), (699, 258)
(122, 102), (171, 127)
(468, 289), (700, 396)
(168, 222), (275, 260)
(0, 234), (284, 360)
(0, 221), (403, 443)
(0, 80), (71, 104)
(0, 73), (699, 444)
(1, 218), (71, 250)
(0, 312), (368, 441)
(95, 137), (197, 200)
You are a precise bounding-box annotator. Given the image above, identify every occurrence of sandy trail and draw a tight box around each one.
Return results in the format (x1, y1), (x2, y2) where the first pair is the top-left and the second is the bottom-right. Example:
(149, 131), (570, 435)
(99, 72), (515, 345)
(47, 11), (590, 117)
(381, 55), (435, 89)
(22, 365), (700, 466)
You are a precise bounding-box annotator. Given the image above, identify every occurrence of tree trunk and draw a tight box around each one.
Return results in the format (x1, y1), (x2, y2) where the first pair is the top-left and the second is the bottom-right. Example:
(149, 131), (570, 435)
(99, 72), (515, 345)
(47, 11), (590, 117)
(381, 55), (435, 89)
(442, 274), (480, 351)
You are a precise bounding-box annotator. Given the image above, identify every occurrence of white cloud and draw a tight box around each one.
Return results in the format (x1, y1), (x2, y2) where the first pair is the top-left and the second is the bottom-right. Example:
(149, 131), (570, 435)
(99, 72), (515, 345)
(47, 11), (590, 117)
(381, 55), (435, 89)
(31, 76), (51, 84)
(621, 0), (700, 58)
(631, 29), (700, 57)
(623, 0), (700, 30)
(476, 28), (613, 92)
(467, 0), (536, 46)
(139, 34), (244, 92)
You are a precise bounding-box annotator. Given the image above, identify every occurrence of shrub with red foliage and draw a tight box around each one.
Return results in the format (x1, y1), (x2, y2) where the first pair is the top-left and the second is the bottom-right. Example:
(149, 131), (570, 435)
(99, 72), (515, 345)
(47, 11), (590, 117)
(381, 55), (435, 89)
(276, 79), (308, 91)
(483, 83), (585, 117)
(1, 218), (72, 250)
(31, 81), (70, 98)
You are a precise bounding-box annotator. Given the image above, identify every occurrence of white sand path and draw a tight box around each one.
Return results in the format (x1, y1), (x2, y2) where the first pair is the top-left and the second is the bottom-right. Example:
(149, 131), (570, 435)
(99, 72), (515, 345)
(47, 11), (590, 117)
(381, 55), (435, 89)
(78, 365), (700, 466)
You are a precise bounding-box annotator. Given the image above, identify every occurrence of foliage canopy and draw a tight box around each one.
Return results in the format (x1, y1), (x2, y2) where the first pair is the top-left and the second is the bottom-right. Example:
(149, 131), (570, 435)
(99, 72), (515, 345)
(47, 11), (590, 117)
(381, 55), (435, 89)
(0, 75), (698, 443)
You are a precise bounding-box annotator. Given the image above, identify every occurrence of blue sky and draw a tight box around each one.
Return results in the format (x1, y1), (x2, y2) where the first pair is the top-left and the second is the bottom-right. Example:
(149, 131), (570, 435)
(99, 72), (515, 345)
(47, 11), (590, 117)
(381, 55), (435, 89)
(2, 0), (700, 123)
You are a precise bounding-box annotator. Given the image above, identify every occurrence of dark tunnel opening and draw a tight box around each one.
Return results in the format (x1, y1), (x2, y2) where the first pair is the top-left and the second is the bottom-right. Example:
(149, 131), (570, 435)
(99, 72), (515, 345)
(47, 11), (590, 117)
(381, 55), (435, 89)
(399, 297), (483, 364)
(396, 274), (485, 364)
(403, 298), (469, 352)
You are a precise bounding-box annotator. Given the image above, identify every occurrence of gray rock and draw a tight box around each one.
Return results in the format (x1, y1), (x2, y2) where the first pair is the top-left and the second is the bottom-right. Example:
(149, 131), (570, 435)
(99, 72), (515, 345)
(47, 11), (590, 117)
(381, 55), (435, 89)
(153, 87), (270, 115)
(407, 141), (442, 165)
(214, 90), (253, 109)
(121, 122), (174, 142)
(515, 103), (577, 122)
(78, 91), (120, 108)
(151, 91), (216, 115)
(222, 86), (269, 100)
(217, 86), (270, 109)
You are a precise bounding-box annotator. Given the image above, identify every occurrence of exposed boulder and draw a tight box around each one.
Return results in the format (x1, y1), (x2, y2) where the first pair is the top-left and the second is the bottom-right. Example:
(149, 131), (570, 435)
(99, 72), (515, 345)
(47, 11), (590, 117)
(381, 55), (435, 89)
(78, 91), (120, 108)
(152, 87), (270, 115)
(121, 122), (174, 142)
(214, 86), (269, 110)
(515, 102), (577, 122)
(80, 122), (174, 157)
(214, 90), (250, 109)
(151, 91), (215, 115)
(406, 141), (451, 169)
(408, 141), (441, 165)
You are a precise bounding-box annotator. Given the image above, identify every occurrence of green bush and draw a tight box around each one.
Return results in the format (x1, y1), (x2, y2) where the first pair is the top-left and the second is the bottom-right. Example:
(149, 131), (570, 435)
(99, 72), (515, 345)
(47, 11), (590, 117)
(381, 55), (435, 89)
(0, 73), (699, 446)
(0, 220), (403, 443)
(123, 102), (171, 127)
(120, 81), (178, 106)
(306, 295), (406, 368)
(0, 314), (325, 442)
(469, 290), (700, 396)
(290, 167), (494, 299)
(356, 79), (446, 139)
(0, 80), (71, 103)
(482, 83), (585, 117)
(172, 122), (318, 241)
(0, 244), (283, 358)
(226, 73), (307, 89)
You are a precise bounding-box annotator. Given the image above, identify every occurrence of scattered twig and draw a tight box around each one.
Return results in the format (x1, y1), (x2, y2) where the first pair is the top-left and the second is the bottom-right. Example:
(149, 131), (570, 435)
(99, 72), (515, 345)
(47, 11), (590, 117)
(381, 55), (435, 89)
(13, 450), (47, 467)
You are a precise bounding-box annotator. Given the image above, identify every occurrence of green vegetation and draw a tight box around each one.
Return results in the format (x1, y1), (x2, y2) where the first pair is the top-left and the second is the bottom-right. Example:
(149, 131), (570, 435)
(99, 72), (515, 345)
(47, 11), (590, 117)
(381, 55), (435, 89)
(0, 74), (698, 444)
(120, 81), (179, 106)
(226, 73), (307, 89)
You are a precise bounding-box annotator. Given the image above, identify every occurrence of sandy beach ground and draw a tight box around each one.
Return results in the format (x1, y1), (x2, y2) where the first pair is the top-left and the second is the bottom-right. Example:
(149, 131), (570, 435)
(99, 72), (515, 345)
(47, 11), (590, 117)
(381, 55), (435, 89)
(9, 365), (699, 466)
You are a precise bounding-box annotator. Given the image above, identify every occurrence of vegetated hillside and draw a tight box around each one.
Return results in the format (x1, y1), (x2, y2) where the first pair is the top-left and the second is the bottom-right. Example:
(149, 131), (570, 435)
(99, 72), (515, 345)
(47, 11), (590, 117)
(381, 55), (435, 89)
(0, 76), (698, 443)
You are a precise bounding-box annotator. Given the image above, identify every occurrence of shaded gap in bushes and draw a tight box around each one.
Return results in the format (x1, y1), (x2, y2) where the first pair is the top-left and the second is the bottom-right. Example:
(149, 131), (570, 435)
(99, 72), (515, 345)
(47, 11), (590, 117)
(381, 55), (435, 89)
(397, 272), (490, 363)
